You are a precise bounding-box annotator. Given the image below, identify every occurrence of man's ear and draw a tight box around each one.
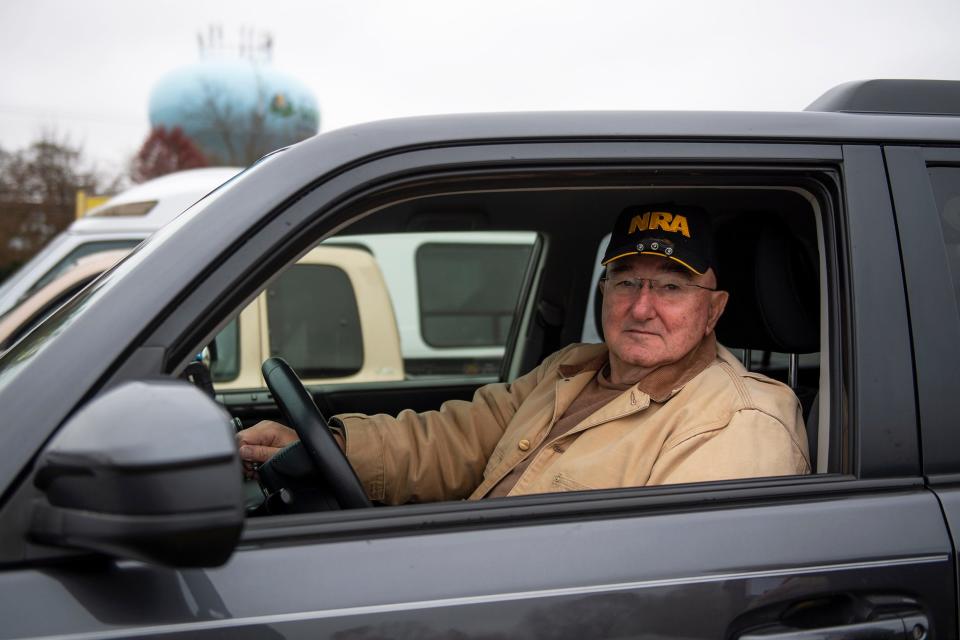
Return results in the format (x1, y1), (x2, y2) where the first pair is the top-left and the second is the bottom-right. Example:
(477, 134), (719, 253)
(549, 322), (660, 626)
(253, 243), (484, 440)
(705, 289), (729, 335)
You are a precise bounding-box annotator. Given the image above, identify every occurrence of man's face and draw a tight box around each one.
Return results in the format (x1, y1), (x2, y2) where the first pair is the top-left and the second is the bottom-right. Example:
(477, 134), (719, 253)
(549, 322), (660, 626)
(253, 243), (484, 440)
(600, 254), (728, 381)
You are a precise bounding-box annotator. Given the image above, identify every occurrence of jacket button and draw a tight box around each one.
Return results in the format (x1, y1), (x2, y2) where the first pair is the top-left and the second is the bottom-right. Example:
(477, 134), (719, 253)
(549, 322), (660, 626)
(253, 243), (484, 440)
(552, 444), (564, 454)
(518, 439), (531, 451)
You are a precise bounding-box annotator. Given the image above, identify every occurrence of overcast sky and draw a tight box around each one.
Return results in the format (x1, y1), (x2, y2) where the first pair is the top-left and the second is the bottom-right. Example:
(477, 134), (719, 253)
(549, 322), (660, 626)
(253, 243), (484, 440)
(1, 0), (958, 180)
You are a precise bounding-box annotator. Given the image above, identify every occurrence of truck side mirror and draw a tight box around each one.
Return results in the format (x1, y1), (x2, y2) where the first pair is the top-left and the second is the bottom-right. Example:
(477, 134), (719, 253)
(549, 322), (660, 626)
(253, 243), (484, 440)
(29, 380), (244, 567)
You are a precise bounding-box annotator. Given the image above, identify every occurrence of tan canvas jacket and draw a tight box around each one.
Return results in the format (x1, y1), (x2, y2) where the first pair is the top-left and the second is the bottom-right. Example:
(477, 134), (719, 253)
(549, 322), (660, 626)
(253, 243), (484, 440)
(339, 342), (810, 504)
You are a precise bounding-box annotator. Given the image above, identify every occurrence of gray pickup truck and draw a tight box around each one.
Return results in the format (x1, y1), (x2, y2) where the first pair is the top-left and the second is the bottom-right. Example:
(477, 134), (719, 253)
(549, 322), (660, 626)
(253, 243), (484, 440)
(0, 79), (958, 639)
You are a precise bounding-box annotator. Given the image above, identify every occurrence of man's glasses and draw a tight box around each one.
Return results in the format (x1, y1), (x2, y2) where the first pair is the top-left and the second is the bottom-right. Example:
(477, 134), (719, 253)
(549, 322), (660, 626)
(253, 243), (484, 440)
(599, 275), (717, 302)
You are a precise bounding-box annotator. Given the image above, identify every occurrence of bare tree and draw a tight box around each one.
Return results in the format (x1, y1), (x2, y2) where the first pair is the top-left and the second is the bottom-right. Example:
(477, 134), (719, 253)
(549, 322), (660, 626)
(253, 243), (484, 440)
(0, 133), (118, 282)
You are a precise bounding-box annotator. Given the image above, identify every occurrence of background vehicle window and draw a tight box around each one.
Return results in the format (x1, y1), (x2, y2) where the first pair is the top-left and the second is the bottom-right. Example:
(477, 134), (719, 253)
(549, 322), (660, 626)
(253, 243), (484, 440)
(28, 239), (141, 294)
(0, 281), (92, 351)
(266, 264), (363, 378)
(416, 243), (533, 348)
(210, 317), (240, 382)
(928, 167), (960, 308)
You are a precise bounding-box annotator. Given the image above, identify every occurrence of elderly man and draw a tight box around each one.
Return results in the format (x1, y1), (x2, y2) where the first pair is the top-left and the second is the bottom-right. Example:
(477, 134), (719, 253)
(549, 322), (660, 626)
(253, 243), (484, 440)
(238, 204), (810, 503)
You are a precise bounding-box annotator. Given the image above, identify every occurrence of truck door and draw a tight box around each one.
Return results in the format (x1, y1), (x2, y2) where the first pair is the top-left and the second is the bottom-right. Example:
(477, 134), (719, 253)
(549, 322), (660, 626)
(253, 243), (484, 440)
(886, 145), (960, 616)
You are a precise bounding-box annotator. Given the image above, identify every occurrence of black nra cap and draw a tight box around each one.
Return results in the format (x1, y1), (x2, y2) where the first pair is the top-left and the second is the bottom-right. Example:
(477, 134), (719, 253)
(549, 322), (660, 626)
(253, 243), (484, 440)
(601, 203), (714, 275)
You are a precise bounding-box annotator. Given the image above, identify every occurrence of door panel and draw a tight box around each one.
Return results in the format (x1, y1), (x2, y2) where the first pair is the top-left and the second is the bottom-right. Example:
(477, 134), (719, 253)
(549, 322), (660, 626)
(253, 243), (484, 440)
(931, 482), (960, 624)
(886, 145), (960, 625)
(0, 490), (952, 638)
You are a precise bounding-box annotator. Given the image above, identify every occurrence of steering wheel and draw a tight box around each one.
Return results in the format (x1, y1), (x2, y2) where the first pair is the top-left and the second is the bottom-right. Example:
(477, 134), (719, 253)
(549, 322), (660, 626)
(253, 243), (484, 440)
(260, 357), (372, 508)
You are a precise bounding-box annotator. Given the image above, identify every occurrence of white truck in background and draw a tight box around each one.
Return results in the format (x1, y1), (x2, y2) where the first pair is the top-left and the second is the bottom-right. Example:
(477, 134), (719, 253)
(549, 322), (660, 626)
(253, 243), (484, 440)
(325, 232), (536, 377)
(0, 241), (406, 389)
(212, 245), (405, 390)
(1, 167), (537, 387)
(0, 167), (243, 318)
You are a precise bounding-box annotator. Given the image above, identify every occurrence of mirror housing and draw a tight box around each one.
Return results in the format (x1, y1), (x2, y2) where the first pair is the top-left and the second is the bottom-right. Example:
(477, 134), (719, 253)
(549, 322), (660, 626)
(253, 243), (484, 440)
(30, 380), (244, 567)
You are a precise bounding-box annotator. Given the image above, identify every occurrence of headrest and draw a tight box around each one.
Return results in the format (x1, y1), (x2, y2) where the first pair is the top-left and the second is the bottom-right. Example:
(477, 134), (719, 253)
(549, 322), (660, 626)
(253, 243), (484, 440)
(714, 216), (819, 354)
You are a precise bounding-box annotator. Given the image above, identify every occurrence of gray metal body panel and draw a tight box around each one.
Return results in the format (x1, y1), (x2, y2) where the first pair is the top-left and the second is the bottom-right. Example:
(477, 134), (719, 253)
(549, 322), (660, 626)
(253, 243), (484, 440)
(0, 491), (951, 638)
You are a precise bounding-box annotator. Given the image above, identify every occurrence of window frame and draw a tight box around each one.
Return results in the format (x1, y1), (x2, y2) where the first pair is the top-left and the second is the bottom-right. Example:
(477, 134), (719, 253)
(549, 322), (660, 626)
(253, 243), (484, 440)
(123, 140), (920, 533)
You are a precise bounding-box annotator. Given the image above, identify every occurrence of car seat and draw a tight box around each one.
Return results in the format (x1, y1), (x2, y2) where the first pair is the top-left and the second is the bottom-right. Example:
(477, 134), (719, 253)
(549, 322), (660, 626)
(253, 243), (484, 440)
(713, 213), (821, 465)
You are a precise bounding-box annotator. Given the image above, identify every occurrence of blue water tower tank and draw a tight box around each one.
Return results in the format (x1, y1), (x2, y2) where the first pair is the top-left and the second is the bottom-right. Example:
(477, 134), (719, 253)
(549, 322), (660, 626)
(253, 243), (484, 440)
(148, 57), (320, 165)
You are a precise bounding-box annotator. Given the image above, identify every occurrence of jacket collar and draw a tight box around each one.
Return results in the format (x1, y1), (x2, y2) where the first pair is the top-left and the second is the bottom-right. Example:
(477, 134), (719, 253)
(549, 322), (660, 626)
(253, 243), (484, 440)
(557, 333), (718, 403)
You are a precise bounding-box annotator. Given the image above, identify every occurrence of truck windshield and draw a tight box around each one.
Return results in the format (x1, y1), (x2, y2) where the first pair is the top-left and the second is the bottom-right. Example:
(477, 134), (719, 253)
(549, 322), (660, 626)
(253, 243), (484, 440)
(0, 268), (111, 393)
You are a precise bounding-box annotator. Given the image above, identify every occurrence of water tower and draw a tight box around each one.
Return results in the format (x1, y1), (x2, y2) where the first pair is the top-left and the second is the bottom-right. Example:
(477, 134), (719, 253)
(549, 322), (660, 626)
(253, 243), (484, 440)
(147, 26), (320, 165)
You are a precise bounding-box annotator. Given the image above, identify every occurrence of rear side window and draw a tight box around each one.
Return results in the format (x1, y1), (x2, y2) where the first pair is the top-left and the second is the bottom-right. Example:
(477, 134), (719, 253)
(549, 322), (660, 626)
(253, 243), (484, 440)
(416, 243), (533, 348)
(266, 264), (363, 378)
(928, 167), (960, 307)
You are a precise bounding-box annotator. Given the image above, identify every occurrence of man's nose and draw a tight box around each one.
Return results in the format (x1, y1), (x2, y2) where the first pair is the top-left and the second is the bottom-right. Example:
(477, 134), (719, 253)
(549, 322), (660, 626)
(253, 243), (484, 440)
(628, 284), (658, 319)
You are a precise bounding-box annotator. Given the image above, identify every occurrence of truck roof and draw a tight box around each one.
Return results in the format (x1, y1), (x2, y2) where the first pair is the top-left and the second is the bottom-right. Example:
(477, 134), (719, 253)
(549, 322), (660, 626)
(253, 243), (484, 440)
(72, 167), (243, 235)
(317, 108), (960, 150)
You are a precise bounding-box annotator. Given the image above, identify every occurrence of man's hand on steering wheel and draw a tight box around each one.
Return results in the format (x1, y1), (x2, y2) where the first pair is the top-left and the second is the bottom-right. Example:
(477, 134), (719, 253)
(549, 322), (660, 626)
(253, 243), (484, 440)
(239, 357), (372, 509)
(236, 420), (299, 478)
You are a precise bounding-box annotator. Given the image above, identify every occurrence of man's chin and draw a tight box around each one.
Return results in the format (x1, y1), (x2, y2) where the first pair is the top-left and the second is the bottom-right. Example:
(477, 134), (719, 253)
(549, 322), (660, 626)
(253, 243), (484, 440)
(610, 346), (665, 369)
